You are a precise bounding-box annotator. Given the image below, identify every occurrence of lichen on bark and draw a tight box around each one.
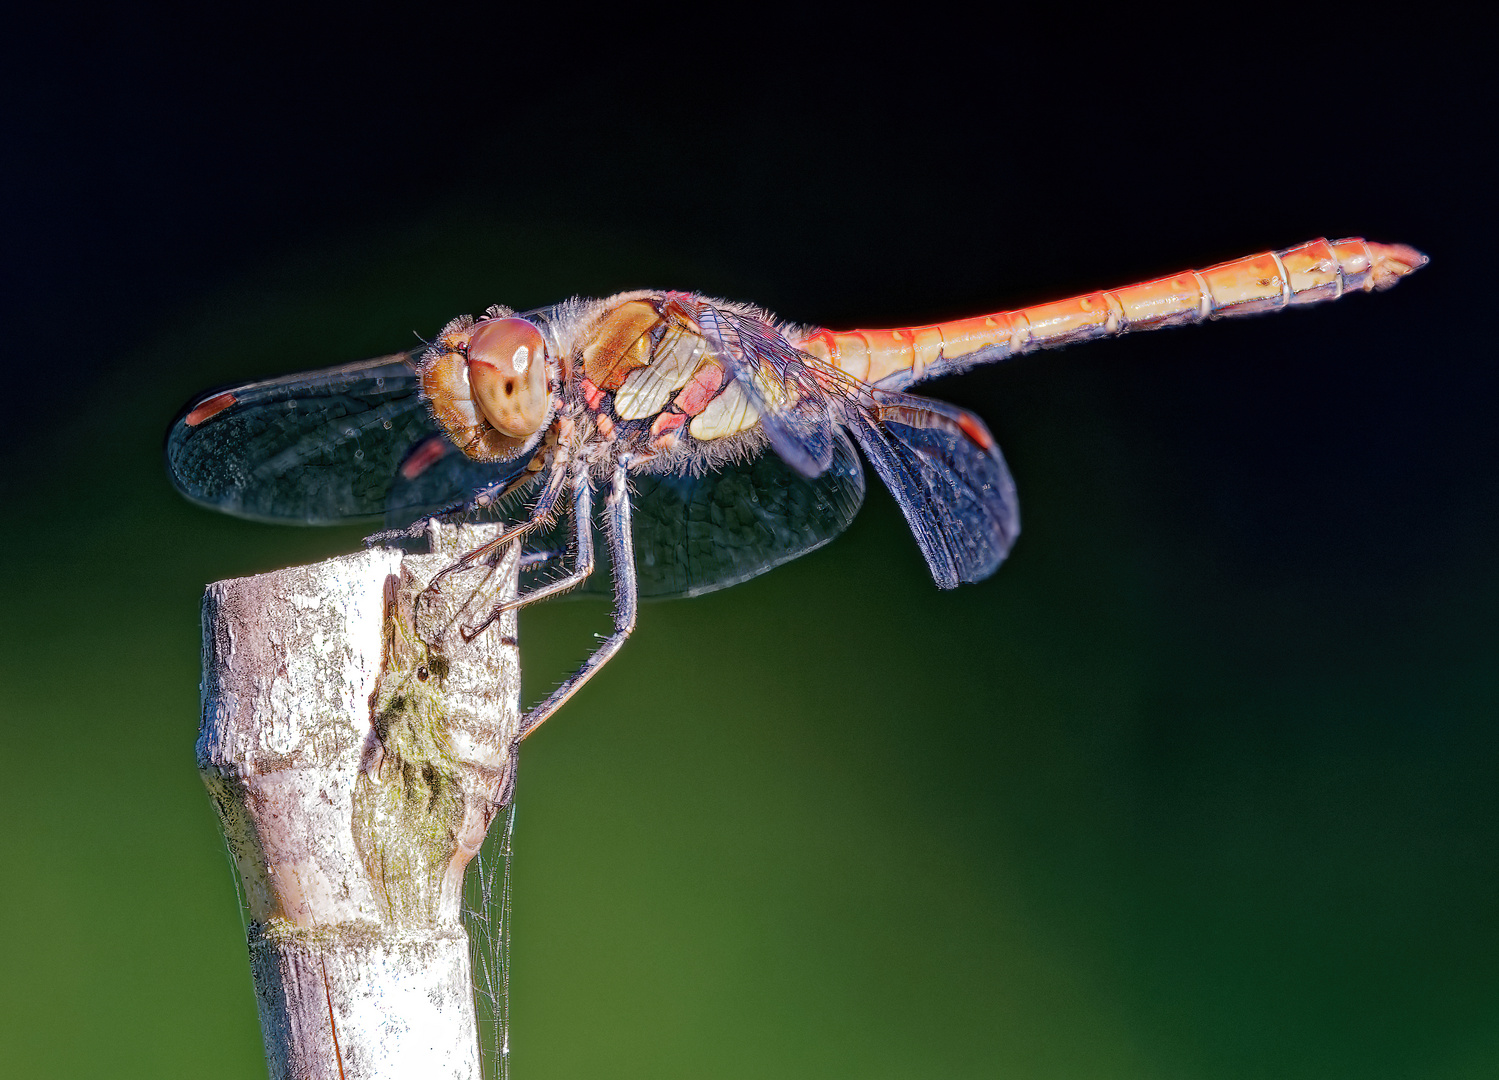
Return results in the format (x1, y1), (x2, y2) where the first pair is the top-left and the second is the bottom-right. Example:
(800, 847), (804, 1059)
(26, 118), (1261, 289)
(353, 568), (471, 926)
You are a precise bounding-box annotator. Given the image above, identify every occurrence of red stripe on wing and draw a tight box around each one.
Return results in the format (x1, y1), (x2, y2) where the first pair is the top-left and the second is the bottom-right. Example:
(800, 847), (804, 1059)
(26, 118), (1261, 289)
(185, 392), (237, 426)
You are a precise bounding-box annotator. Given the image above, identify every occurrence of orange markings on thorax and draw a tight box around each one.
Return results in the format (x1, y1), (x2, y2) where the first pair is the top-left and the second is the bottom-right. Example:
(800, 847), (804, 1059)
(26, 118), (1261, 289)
(581, 300), (662, 391)
(579, 377), (605, 411)
(650, 410), (687, 437)
(672, 358), (727, 416)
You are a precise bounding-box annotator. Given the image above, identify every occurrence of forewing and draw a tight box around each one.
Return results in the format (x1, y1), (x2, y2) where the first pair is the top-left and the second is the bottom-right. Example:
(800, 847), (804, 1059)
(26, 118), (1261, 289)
(841, 388), (1020, 588)
(166, 352), (442, 523)
(545, 431), (864, 600)
(692, 300), (838, 478)
(382, 434), (539, 530)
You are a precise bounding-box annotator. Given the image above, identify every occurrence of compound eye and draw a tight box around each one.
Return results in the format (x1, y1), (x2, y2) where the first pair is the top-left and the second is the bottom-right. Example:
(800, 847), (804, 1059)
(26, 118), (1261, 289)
(466, 318), (550, 438)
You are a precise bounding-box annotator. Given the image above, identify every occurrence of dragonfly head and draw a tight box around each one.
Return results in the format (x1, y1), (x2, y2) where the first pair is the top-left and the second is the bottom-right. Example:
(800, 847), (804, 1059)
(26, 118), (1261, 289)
(421, 315), (557, 461)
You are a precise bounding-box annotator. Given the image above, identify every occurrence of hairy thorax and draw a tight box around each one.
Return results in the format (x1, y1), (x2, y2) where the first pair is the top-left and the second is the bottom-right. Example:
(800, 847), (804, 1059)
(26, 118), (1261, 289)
(544, 291), (775, 479)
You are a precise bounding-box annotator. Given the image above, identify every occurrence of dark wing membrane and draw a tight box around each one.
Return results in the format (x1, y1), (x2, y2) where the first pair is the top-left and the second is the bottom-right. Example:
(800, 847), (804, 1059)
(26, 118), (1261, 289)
(166, 353), (444, 524)
(554, 430), (864, 600)
(382, 435), (538, 530)
(842, 389), (1019, 588)
(629, 430), (865, 597)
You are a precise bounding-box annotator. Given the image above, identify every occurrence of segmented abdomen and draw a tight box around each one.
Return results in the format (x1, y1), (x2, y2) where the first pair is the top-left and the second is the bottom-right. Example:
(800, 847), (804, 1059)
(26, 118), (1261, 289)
(795, 238), (1427, 390)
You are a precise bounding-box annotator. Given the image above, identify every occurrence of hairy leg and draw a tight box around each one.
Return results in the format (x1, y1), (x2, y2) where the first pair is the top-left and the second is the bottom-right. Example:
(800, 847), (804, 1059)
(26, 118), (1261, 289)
(461, 464), (597, 640)
(518, 458), (638, 739)
(420, 459), (569, 609)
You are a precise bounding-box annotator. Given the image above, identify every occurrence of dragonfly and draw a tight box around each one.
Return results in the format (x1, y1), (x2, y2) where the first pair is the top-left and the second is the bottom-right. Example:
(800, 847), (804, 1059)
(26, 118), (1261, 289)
(168, 236), (1426, 737)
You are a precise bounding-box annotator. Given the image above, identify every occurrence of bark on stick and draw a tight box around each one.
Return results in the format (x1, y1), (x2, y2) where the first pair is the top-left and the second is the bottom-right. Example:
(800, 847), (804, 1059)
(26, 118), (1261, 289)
(197, 523), (520, 1080)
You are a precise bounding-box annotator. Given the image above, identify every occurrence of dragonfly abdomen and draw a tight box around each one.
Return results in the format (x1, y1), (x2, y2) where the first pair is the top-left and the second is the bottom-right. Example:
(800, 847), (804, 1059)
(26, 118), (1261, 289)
(795, 238), (1427, 390)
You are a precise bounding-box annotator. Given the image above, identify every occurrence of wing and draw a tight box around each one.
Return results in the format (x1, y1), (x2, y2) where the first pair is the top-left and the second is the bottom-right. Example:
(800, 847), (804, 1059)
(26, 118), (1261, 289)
(528, 430), (863, 601)
(166, 352), (450, 524)
(687, 298), (839, 478)
(654, 295), (1017, 589)
(627, 430), (865, 597)
(381, 434), (538, 530)
(840, 388), (1020, 588)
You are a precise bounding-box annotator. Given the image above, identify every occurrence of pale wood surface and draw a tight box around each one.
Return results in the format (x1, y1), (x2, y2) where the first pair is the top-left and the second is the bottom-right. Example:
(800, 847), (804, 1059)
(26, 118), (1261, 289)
(198, 524), (520, 1079)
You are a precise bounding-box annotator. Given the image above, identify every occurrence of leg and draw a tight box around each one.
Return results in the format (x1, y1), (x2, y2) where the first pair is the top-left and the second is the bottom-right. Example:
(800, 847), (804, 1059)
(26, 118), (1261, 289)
(421, 461), (568, 604)
(365, 461), (546, 547)
(460, 466), (595, 640)
(518, 459), (638, 740)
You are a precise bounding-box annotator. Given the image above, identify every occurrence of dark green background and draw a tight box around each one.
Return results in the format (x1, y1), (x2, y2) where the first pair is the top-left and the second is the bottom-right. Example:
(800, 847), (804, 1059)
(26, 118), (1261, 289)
(1, 10), (1491, 1078)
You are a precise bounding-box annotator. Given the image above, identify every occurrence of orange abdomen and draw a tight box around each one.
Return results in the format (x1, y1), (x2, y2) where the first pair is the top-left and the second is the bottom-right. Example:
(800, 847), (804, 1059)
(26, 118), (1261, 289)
(796, 238), (1427, 389)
